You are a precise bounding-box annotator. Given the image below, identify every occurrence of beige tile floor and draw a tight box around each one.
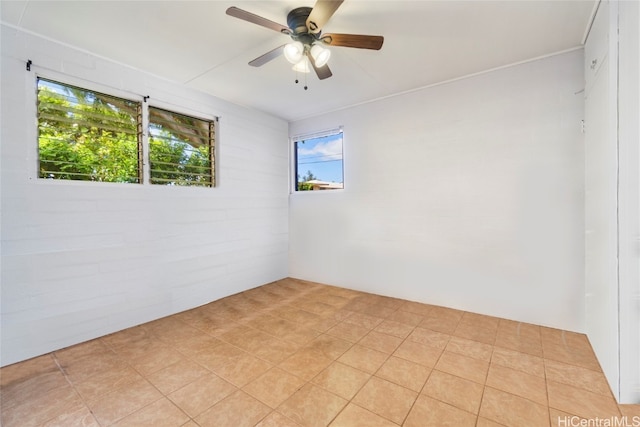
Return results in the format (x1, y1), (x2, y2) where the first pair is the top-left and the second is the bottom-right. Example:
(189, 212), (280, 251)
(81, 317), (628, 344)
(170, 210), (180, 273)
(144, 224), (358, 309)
(1, 278), (638, 427)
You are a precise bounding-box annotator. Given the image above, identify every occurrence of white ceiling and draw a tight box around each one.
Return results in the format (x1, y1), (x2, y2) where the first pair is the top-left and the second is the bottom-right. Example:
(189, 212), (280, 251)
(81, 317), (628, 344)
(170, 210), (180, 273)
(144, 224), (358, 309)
(1, 0), (596, 121)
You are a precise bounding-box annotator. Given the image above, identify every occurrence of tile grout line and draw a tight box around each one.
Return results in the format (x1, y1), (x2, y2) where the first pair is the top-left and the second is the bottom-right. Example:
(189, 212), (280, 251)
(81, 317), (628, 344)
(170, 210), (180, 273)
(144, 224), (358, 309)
(398, 308), (455, 427)
(327, 303), (412, 427)
(49, 352), (103, 427)
(476, 343), (497, 427)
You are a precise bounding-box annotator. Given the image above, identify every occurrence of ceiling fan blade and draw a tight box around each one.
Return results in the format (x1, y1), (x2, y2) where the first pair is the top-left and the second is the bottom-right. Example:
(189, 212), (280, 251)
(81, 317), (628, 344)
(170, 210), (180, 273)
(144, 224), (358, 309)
(306, 0), (344, 34)
(249, 45), (286, 67)
(226, 6), (290, 34)
(321, 33), (384, 50)
(307, 52), (333, 80)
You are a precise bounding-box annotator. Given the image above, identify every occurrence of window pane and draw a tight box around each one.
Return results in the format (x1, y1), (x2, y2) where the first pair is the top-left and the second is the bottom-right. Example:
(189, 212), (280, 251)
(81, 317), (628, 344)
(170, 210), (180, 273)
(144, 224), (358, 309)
(37, 78), (142, 183)
(148, 107), (215, 187)
(295, 131), (343, 191)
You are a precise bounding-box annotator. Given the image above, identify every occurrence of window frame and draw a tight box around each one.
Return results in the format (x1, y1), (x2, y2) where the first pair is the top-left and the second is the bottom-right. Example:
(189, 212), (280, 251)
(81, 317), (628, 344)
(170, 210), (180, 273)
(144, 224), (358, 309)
(147, 102), (217, 188)
(291, 127), (344, 193)
(32, 72), (146, 185)
(31, 72), (218, 188)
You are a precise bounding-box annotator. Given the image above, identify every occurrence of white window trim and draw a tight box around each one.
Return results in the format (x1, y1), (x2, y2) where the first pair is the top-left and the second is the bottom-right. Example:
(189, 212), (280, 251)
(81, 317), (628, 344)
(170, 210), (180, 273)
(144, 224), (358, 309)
(290, 126), (343, 142)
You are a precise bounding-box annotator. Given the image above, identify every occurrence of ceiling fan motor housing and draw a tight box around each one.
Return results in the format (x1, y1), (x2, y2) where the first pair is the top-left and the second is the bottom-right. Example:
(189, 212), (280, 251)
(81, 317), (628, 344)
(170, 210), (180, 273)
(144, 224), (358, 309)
(287, 7), (313, 35)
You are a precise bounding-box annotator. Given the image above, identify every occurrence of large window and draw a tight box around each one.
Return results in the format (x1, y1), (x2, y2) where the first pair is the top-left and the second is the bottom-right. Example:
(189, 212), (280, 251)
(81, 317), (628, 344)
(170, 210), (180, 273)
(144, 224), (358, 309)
(37, 78), (142, 183)
(149, 107), (215, 187)
(36, 78), (216, 187)
(294, 128), (343, 191)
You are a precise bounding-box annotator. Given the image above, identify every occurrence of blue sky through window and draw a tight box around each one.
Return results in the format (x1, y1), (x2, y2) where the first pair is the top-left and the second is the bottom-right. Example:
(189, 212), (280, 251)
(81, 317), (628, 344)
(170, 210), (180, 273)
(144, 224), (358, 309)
(296, 132), (343, 184)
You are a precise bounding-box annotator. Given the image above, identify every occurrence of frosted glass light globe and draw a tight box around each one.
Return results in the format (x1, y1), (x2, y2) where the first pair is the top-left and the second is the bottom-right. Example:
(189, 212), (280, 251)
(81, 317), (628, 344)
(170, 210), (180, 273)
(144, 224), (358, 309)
(310, 44), (331, 67)
(284, 42), (304, 64)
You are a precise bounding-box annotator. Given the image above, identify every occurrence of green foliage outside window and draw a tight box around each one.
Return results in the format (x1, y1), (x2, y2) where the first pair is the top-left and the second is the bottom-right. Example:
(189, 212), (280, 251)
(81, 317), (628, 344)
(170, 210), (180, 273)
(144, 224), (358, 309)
(297, 170), (317, 191)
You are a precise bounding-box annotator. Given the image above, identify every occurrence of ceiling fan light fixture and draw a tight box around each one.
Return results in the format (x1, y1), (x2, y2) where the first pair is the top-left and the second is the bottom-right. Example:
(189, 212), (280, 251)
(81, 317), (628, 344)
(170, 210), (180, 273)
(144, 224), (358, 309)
(292, 57), (311, 73)
(310, 44), (331, 67)
(284, 41), (304, 64)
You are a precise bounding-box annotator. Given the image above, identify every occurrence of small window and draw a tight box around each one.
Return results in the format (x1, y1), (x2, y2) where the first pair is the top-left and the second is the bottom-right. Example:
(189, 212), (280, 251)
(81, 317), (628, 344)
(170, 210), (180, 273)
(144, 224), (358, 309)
(37, 78), (142, 183)
(294, 129), (343, 191)
(148, 107), (215, 187)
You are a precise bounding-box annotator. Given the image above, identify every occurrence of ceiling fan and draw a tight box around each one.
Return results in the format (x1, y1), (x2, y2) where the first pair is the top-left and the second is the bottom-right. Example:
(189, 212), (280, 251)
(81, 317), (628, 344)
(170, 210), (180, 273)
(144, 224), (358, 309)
(226, 0), (384, 83)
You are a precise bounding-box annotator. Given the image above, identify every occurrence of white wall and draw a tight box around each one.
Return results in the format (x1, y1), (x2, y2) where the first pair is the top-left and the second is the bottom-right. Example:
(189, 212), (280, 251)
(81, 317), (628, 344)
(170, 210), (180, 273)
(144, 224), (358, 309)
(289, 50), (585, 331)
(0, 25), (289, 366)
(584, 0), (620, 400)
(584, 0), (640, 403)
(617, 0), (640, 404)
